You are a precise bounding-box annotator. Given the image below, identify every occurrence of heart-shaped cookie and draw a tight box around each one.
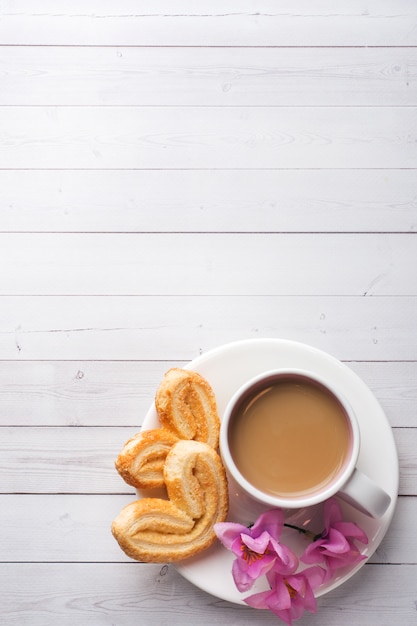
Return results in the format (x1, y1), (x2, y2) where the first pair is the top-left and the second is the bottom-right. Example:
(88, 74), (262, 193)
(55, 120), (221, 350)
(112, 439), (229, 562)
(155, 368), (221, 449)
(115, 428), (180, 489)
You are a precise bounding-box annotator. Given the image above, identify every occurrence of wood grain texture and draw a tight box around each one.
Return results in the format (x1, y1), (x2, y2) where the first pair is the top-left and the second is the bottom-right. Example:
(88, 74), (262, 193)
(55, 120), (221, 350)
(0, 233), (415, 296)
(0, 426), (410, 495)
(1, 2), (415, 624)
(0, 360), (414, 427)
(2, 169), (416, 233)
(0, 494), (412, 564)
(0, 562), (416, 626)
(0, 0), (416, 46)
(0, 295), (415, 360)
(1, 46), (415, 106)
(1, 106), (415, 169)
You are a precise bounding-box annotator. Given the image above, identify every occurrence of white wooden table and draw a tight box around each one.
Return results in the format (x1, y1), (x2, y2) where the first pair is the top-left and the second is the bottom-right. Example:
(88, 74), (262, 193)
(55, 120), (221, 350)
(1, 2), (416, 625)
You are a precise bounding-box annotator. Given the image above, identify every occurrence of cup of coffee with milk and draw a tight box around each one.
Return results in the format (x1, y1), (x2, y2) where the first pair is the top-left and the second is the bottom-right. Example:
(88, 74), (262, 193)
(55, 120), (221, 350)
(220, 369), (390, 521)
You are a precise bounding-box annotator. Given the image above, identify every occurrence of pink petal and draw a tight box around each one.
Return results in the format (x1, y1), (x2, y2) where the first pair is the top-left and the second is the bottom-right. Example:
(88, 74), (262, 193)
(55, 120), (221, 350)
(252, 508), (284, 540)
(232, 558), (275, 592)
(301, 540), (326, 564)
(252, 559), (277, 580)
(334, 521), (368, 544)
(246, 554), (276, 580)
(266, 573), (312, 623)
(325, 528), (351, 554)
(302, 565), (327, 595)
(323, 498), (343, 529)
(281, 570), (320, 613)
(244, 588), (274, 610)
(232, 559), (255, 592)
(301, 585), (318, 613)
(264, 575), (293, 611)
(262, 540), (299, 576)
(213, 521), (249, 550)
(271, 609), (293, 626)
(242, 530), (271, 554)
(322, 545), (366, 566)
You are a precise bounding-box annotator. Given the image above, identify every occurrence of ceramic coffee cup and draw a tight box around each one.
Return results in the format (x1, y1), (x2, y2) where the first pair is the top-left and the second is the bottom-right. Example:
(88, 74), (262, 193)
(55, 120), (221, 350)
(220, 369), (391, 519)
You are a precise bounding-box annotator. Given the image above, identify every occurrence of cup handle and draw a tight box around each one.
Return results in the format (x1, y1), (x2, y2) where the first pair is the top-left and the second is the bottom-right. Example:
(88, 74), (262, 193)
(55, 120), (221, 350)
(338, 468), (391, 518)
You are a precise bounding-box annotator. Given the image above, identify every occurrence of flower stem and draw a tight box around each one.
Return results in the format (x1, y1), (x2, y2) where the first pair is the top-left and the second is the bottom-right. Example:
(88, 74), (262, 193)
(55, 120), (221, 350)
(284, 523), (322, 542)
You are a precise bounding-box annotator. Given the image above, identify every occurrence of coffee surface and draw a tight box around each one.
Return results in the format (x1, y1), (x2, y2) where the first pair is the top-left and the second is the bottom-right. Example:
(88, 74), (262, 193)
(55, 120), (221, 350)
(229, 379), (351, 498)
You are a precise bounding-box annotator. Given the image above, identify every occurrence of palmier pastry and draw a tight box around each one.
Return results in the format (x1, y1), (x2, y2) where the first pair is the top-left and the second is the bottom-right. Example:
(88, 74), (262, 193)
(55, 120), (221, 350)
(111, 440), (229, 562)
(155, 368), (220, 449)
(115, 428), (179, 489)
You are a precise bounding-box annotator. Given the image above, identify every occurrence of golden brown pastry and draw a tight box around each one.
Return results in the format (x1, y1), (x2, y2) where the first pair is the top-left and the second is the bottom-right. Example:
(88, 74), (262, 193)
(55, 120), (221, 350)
(111, 440), (229, 562)
(114, 428), (180, 489)
(155, 368), (220, 449)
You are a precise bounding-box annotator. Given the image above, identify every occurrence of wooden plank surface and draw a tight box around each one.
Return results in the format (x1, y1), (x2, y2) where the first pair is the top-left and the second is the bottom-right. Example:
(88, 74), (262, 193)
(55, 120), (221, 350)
(2, 169), (416, 233)
(0, 295), (416, 361)
(6, 424), (417, 492)
(1, 1), (416, 625)
(1, 46), (415, 107)
(0, 562), (415, 626)
(1, 1), (416, 46)
(0, 233), (415, 295)
(0, 494), (413, 563)
(1, 106), (415, 169)
(0, 360), (414, 427)
(0, 426), (412, 495)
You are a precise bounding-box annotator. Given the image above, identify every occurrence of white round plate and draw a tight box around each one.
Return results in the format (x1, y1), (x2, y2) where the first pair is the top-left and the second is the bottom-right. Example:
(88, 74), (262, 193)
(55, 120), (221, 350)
(141, 338), (399, 605)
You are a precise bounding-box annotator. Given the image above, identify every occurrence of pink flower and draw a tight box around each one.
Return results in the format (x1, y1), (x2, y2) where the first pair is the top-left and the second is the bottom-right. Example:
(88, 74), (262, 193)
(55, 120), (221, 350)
(244, 566), (326, 626)
(214, 509), (298, 592)
(301, 498), (368, 579)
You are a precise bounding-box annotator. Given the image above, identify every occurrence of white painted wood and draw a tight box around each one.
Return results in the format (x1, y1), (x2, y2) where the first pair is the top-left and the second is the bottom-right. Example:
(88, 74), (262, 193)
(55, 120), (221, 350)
(1, 46), (415, 106)
(0, 1), (416, 46)
(0, 426), (412, 495)
(395, 429), (417, 496)
(0, 233), (415, 295)
(0, 494), (135, 562)
(0, 426), (135, 494)
(346, 362), (417, 428)
(0, 562), (414, 626)
(1, 2), (415, 624)
(0, 295), (416, 361)
(2, 170), (416, 233)
(0, 360), (178, 427)
(0, 360), (414, 427)
(0, 494), (413, 564)
(1, 106), (415, 169)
